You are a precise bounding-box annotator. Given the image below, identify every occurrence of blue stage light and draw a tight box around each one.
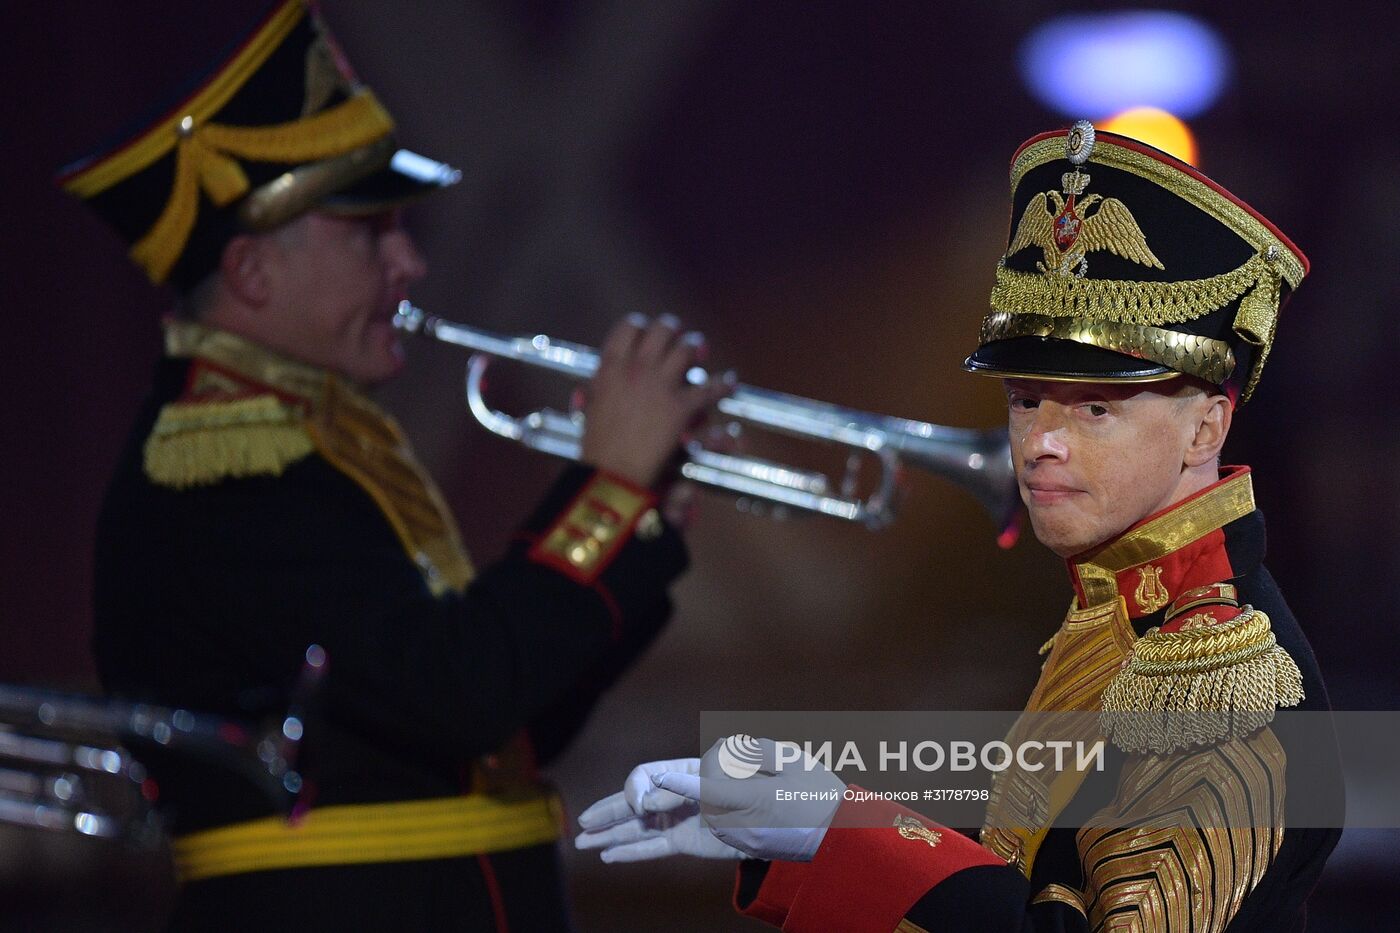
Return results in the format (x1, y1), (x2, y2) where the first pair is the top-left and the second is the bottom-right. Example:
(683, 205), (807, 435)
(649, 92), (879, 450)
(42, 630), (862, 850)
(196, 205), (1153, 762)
(1020, 11), (1230, 119)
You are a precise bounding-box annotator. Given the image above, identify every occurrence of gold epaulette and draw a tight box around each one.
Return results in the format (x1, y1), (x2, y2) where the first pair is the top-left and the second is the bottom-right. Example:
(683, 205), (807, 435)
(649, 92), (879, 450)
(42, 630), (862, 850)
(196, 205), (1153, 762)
(144, 394), (313, 489)
(1099, 606), (1304, 755)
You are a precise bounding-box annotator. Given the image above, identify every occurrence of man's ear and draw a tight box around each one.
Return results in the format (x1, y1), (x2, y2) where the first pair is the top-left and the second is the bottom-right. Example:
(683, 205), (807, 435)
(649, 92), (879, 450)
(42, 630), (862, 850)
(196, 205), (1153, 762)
(218, 234), (272, 307)
(1184, 393), (1232, 467)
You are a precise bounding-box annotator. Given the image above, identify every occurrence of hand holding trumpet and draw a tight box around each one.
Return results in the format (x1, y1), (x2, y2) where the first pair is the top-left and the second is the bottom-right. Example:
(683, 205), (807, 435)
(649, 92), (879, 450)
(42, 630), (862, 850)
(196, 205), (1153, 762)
(581, 313), (735, 490)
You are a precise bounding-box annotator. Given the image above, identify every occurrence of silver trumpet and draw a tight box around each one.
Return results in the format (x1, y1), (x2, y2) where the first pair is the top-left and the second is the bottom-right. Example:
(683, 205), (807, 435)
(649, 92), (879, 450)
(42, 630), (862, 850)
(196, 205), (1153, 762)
(394, 302), (1020, 540)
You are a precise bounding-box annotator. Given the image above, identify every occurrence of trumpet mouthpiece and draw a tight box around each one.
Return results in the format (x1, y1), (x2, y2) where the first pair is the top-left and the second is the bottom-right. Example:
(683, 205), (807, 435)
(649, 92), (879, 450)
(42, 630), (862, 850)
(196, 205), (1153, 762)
(393, 301), (426, 333)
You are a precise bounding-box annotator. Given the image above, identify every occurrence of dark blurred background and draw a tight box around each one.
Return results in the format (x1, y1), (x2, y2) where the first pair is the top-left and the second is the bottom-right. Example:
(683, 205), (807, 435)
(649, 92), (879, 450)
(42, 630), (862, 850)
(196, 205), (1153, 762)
(3, 1), (1397, 929)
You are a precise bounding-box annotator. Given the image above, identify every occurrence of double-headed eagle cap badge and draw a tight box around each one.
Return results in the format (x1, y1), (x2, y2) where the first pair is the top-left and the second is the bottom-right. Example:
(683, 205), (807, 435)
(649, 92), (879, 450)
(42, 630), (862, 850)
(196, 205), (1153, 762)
(1008, 120), (1163, 278)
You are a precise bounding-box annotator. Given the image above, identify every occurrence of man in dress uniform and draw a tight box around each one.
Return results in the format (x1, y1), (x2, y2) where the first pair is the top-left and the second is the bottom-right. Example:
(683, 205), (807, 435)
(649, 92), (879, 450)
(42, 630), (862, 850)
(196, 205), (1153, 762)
(61, 2), (726, 929)
(576, 122), (1342, 931)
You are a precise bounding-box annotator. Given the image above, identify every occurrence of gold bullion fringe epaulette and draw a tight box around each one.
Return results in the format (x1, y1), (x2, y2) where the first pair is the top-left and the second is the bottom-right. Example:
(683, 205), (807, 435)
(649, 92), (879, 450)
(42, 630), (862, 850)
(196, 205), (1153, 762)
(1099, 607), (1303, 755)
(144, 395), (313, 489)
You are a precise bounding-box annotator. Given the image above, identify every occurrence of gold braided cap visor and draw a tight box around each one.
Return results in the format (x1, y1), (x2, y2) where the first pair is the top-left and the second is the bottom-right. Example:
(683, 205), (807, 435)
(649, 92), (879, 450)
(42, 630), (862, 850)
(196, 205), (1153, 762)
(238, 134), (396, 230)
(968, 312), (1236, 386)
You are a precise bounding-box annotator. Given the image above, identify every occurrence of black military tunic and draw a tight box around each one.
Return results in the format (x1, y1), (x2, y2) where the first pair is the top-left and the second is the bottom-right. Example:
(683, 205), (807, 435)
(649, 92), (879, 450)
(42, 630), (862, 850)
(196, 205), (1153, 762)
(94, 321), (686, 931)
(733, 468), (1342, 932)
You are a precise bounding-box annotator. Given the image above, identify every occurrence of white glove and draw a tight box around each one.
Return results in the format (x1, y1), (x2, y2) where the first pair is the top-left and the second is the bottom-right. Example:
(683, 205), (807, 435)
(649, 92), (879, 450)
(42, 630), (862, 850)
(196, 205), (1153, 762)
(574, 758), (745, 862)
(656, 736), (844, 862)
(575, 738), (846, 864)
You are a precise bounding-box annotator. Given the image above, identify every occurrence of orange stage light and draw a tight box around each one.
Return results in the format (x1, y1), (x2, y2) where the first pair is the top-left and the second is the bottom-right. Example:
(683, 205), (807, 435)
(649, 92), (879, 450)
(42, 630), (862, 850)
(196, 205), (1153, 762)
(1102, 107), (1198, 165)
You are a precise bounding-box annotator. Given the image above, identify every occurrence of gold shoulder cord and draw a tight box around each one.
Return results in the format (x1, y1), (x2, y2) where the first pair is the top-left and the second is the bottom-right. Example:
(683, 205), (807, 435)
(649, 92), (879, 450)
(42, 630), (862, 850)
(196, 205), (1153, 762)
(1100, 607), (1304, 756)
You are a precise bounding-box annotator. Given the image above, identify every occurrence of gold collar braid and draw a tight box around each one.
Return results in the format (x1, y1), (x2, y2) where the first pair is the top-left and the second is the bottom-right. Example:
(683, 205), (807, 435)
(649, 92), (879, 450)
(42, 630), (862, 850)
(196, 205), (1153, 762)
(165, 319), (330, 403)
(1069, 470), (1255, 609)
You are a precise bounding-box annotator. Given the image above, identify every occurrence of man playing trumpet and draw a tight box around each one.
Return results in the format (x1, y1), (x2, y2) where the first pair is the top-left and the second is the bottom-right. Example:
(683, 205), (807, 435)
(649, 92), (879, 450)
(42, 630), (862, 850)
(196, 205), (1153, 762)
(577, 122), (1341, 930)
(62, 2), (726, 929)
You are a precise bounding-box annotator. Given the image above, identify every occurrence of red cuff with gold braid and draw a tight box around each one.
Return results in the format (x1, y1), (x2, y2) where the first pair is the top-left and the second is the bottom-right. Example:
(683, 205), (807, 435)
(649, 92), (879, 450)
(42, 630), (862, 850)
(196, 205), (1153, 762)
(746, 789), (1005, 933)
(527, 471), (659, 585)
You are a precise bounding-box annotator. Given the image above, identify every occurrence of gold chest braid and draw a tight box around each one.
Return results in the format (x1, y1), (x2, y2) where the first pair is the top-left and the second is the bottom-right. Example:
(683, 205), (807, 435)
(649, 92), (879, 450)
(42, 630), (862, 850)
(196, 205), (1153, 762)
(980, 596), (1136, 875)
(306, 378), (474, 595)
(146, 321), (474, 595)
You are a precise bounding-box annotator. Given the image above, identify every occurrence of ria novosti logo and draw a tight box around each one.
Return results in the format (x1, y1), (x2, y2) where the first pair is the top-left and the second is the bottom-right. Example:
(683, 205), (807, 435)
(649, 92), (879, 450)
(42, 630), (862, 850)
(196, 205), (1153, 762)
(716, 734), (765, 779)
